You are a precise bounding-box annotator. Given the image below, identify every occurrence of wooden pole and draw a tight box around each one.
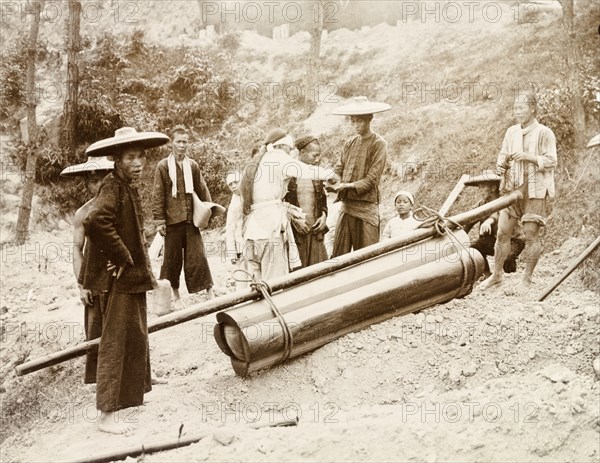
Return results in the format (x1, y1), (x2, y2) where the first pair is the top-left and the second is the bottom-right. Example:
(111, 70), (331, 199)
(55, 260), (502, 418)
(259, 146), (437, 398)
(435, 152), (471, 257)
(15, 190), (522, 376)
(538, 235), (600, 301)
(438, 174), (469, 216)
(67, 418), (297, 463)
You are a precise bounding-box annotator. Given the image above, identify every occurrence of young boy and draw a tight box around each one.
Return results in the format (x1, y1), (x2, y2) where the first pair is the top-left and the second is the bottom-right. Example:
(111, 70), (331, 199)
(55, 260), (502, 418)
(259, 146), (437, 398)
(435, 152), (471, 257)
(382, 190), (420, 240)
(225, 171), (243, 265)
(61, 156), (113, 384)
(464, 172), (525, 277)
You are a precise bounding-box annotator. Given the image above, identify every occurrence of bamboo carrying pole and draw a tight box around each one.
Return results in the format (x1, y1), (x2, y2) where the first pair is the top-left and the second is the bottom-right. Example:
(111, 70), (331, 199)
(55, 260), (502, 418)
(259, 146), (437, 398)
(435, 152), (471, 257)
(217, 242), (485, 376)
(537, 235), (600, 301)
(15, 190), (522, 376)
(68, 418), (298, 463)
(438, 174), (469, 216)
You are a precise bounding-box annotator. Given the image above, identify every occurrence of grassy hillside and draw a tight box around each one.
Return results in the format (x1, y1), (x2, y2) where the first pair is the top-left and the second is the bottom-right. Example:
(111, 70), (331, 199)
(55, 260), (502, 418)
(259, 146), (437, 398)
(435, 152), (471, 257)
(1, 1), (598, 285)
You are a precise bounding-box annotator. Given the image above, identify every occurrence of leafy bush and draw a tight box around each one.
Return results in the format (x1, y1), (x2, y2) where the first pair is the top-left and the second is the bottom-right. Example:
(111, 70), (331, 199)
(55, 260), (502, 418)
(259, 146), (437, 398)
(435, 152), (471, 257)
(0, 34), (49, 115)
(157, 50), (238, 131)
(337, 73), (374, 99)
(128, 29), (147, 56)
(216, 31), (242, 54)
(93, 31), (128, 72)
(537, 87), (575, 153)
(76, 84), (125, 145)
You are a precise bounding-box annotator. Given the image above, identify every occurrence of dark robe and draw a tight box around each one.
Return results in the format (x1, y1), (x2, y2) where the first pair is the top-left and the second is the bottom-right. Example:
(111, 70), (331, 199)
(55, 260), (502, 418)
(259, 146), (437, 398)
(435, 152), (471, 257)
(284, 178), (329, 267)
(81, 171), (153, 412)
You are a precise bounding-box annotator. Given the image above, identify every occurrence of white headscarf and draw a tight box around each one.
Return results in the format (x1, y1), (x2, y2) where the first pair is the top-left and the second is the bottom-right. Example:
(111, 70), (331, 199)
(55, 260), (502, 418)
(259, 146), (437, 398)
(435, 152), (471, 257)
(393, 190), (415, 206)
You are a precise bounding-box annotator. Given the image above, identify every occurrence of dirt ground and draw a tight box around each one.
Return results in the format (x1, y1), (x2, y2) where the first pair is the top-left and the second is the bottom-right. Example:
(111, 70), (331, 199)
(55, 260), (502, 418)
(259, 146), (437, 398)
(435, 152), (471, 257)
(1, 220), (599, 462)
(1, 6), (599, 461)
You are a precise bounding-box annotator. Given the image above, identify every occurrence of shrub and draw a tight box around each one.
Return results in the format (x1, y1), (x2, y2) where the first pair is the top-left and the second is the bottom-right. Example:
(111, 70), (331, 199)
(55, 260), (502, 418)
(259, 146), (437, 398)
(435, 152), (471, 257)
(76, 90), (125, 145)
(0, 34), (48, 116)
(537, 87), (575, 153)
(216, 31), (242, 54)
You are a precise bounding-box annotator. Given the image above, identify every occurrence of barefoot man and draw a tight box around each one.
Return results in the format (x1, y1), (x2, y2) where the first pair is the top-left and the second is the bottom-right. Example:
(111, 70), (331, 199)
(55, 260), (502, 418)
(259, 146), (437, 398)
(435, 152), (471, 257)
(81, 127), (169, 434)
(481, 91), (557, 295)
(152, 125), (217, 302)
(61, 156), (113, 384)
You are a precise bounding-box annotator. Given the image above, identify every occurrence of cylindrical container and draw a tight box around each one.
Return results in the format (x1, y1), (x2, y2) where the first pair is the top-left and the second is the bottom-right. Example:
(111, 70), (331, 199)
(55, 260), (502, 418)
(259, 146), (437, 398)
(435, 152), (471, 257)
(152, 279), (172, 316)
(215, 232), (485, 376)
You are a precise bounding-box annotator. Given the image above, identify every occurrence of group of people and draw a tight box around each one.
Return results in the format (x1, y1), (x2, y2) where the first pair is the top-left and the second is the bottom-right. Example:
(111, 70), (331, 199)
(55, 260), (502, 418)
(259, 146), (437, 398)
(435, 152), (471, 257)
(223, 97), (393, 282)
(59, 90), (557, 434)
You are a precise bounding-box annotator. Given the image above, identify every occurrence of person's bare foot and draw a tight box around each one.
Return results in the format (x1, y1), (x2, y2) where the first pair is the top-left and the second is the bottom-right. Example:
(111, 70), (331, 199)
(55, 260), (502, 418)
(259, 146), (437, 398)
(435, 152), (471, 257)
(172, 287), (181, 301)
(207, 287), (215, 299)
(99, 411), (136, 434)
(593, 355), (600, 378)
(151, 376), (168, 385)
(506, 278), (532, 296)
(480, 273), (502, 290)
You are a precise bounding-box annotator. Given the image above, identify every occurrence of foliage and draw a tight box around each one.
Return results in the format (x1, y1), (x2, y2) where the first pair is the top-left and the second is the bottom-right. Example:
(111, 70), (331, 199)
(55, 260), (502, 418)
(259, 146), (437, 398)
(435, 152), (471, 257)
(216, 31), (242, 55)
(155, 50), (238, 132)
(76, 83), (125, 145)
(337, 73), (374, 99)
(93, 31), (128, 72)
(0, 34), (49, 117)
(536, 87), (576, 153)
(188, 139), (235, 207)
(128, 29), (148, 56)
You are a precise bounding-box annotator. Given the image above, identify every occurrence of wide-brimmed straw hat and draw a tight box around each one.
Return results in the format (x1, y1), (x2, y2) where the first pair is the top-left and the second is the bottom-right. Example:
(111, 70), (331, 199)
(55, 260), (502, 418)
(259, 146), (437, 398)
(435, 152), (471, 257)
(464, 170), (501, 187)
(193, 199), (226, 230)
(60, 156), (114, 177)
(587, 134), (600, 148)
(332, 96), (391, 116)
(86, 127), (170, 157)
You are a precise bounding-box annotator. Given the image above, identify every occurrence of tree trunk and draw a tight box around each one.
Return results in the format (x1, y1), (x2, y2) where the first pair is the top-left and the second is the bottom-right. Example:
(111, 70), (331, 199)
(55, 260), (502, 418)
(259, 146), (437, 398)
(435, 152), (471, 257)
(59, 0), (81, 155)
(559, 0), (586, 147)
(304, 1), (324, 116)
(15, 0), (43, 245)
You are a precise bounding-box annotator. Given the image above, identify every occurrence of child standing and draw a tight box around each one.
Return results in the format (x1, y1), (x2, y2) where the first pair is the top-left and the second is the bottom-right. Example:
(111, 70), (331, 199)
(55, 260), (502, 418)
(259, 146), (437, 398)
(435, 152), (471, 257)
(225, 171), (243, 265)
(382, 191), (419, 240)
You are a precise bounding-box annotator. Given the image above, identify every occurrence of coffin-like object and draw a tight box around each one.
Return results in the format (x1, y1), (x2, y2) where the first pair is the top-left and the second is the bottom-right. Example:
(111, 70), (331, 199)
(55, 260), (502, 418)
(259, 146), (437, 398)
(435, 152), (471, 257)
(215, 231), (485, 376)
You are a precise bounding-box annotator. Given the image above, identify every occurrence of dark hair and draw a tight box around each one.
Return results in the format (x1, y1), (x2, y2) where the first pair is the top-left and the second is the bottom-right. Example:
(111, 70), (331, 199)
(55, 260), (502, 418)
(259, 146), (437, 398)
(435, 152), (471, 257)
(111, 144), (147, 159)
(295, 135), (319, 151)
(350, 114), (373, 122)
(263, 128), (287, 145)
(170, 124), (189, 139)
(515, 91), (538, 112)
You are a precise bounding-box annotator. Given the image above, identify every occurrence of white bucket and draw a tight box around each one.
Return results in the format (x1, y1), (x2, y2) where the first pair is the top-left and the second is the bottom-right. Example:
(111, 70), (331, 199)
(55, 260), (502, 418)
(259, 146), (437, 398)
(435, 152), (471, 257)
(152, 279), (172, 316)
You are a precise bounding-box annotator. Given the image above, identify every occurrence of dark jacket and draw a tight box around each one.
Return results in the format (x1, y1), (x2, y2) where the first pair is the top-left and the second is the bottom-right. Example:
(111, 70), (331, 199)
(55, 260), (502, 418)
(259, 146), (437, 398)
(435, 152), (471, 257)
(152, 157), (211, 226)
(284, 178), (329, 237)
(334, 131), (387, 204)
(80, 171), (155, 294)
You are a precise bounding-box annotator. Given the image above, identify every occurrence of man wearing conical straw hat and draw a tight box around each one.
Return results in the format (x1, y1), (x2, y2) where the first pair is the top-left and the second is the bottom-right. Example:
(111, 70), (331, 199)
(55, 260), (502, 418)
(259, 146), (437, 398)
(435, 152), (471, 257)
(79, 127), (169, 434)
(330, 96), (390, 256)
(60, 155), (113, 386)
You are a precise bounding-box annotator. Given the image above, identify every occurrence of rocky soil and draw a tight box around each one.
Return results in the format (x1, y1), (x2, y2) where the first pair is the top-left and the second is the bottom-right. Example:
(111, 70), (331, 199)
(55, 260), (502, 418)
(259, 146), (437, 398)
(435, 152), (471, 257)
(1, 221), (598, 462)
